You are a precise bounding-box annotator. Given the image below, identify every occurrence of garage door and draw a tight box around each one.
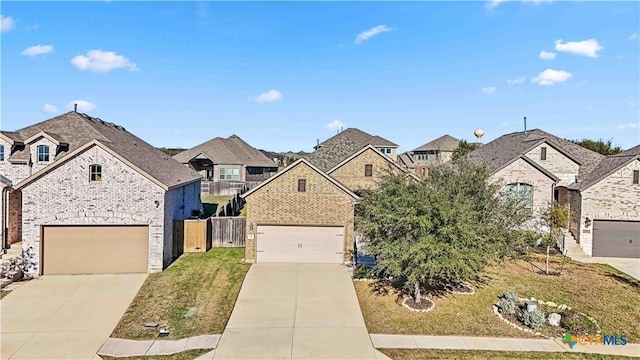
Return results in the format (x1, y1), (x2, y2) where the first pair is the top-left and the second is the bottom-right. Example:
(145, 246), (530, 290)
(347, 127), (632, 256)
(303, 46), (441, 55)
(256, 225), (344, 263)
(42, 225), (149, 275)
(592, 220), (640, 258)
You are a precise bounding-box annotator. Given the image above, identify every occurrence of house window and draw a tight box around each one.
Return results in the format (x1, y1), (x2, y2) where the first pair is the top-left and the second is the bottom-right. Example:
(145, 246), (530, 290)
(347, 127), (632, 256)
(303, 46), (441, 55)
(541, 147), (547, 161)
(37, 145), (50, 162)
(219, 167), (240, 180)
(365, 164), (373, 177)
(0, 145), (4, 161)
(298, 178), (306, 192)
(385, 148), (391, 154)
(89, 164), (102, 182)
(505, 183), (533, 210)
(634, 170), (639, 185)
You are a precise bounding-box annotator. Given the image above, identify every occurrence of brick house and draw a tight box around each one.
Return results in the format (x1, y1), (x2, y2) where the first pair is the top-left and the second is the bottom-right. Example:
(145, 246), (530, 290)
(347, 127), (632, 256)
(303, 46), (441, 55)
(311, 128), (399, 163)
(241, 158), (360, 263)
(173, 135), (278, 195)
(0, 111), (202, 275)
(567, 145), (640, 257)
(468, 129), (639, 258)
(399, 134), (460, 177)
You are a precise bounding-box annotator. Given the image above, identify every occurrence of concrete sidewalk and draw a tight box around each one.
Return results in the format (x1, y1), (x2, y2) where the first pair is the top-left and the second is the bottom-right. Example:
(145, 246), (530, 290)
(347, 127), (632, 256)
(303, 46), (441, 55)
(97, 335), (220, 357)
(563, 232), (640, 281)
(370, 334), (640, 357)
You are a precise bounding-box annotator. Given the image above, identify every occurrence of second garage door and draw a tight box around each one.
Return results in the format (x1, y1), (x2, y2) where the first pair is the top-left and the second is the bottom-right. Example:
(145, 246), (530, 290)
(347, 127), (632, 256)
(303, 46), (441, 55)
(256, 225), (344, 263)
(592, 220), (640, 258)
(42, 225), (149, 275)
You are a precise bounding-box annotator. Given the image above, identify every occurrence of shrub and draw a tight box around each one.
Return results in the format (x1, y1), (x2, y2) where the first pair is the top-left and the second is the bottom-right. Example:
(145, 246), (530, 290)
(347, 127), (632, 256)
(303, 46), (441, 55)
(518, 308), (546, 329)
(561, 309), (599, 334)
(498, 297), (516, 315)
(500, 289), (519, 303)
(353, 265), (373, 279)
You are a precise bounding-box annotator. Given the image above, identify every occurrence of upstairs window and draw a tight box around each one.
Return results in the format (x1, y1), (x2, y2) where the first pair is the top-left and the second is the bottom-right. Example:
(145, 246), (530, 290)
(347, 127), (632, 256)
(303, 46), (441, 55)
(505, 182), (533, 210)
(364, 164), (373, 177)
(541, 147), (547, 161)
(90, 164), (102, 182)
(37, 145), (50, 162)
(298, 178), (307, 192)
(633, 170), (639, 185)
(0, 145), (4, 161)
(219, 167), (240, 180)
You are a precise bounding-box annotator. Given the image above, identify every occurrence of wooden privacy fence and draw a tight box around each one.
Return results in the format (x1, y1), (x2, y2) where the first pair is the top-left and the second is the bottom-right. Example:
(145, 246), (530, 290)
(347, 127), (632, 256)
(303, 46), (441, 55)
(175, 217), (245, 253)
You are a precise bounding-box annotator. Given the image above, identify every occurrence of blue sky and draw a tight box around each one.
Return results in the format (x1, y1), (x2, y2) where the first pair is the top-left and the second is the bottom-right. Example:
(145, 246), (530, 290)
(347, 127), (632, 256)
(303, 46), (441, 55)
(1, 1), (639, 152)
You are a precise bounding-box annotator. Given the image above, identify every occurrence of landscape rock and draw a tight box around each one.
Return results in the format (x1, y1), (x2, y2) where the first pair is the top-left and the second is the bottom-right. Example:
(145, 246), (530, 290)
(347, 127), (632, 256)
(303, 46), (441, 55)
(558, 304), (567, 311)
(546, 301), (558, 308)
(548, 313), (561, 326)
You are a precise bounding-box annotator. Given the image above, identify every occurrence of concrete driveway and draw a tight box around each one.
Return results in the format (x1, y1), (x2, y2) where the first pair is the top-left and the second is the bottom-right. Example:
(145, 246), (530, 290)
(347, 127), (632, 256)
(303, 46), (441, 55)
(213, 264), (382, 360)
(1, 274), (146, 360)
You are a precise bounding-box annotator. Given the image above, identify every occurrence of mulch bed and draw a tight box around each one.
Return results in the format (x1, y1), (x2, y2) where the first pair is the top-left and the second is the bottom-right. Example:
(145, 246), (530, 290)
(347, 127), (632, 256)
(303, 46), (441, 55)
(402, 297), (435, 312)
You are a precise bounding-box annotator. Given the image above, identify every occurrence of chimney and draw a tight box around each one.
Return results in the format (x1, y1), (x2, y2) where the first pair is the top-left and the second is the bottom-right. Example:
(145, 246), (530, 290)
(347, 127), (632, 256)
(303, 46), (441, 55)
(74, 103), (78, 112)
(524, 116), (527, 133)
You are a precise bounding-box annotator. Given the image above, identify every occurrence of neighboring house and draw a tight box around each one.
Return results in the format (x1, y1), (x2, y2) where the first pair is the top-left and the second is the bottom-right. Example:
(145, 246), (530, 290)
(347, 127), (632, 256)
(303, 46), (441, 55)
(312, 128), (399, 162)
(404, 134), (460, 176)
(567, 145), (640, 257)
(0, 111), (202, 275)
(468, 129), (604, 219)
(173, 135), (278, 195)
(241, 158), (360, 264)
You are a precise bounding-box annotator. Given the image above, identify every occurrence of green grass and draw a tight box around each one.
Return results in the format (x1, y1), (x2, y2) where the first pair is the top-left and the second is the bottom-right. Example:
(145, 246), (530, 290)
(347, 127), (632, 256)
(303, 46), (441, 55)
(99, 349), (209, 360)
(0, 290), (12, 299)
(380, 349), (632, 360)
(111, 248), (250, 340)
(355, 254), (640, 342)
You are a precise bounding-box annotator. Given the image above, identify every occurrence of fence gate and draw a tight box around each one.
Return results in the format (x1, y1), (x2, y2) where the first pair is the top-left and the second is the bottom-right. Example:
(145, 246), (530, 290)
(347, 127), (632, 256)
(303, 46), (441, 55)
(211, 217), (246, 248)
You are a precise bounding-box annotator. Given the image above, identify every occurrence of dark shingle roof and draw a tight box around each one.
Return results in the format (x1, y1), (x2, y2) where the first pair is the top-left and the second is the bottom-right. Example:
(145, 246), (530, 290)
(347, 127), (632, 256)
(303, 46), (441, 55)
(468, 129), (604, 179)
(173, 135), (276, 167)
(305, 128), (398, 172)
(412, 134), (460, 152)
(570, 144), (640, 191)
(10, 112), (200, 189)
(397, 153), (415, 169)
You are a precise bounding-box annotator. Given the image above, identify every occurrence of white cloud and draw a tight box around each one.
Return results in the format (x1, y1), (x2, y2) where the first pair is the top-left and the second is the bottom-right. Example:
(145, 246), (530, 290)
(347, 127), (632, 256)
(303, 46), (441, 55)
(42, 104), (59, 113)
(539, 50), (556, 60)
(251, 90), (283, 103)
(617, 123), (638, 129)
(21, 44), (53, 57)
(71, 50), (138, 73)
(507, 77), (525, 85)
(354, 25), (394, 45)
(530, 69), (572, 85)
(481, 86), (496, 94)
(554, 39), (603, 58)
(325, 119), (345, 131)
(629, 33), (638, 40)
(486, 0), (551, 10)
(67, 100), (96, 112)
(617, 55), (625, 60)
(629, 102), (636, 107)
(1, 15), (15, 32)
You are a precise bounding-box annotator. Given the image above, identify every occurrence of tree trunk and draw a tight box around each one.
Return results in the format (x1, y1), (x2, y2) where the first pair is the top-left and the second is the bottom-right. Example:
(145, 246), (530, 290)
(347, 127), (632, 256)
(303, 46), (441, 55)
(414, 281), (421, 304)
(546, 245), (550, 275)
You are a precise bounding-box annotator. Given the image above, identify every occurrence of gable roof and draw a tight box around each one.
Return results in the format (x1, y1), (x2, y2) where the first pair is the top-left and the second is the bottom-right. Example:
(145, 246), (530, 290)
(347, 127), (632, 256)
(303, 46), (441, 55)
(241, 157), (360, 200)
(569, 144), (640, 191)
(0, 174), (11, 187)
(412, 134), (460, 152)
(8, 112), (200, 190)
(173, 134), (275, 167)
(397, 153), (415, 169)
(326, 144), (421, 181)
(305, 128), (398, 172)
(467, 129), (604, 179)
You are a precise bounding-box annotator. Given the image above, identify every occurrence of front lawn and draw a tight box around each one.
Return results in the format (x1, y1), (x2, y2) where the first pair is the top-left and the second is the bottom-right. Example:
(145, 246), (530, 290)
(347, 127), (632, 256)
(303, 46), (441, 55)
(111, 248), (250, 340)
(355, 254), (640, 342)
(380, 349), (631, 360)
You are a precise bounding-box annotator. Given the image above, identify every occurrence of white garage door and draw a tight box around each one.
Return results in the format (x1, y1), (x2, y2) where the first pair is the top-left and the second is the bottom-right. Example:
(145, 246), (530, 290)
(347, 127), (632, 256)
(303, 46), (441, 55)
(256, 225), (344, 263)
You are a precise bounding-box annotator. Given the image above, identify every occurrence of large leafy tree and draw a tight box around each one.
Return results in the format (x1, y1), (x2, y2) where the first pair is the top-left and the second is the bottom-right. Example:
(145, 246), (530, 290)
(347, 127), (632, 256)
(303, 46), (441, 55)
(569, 138), (622, 156)
(451, 139), (480, 162)
(355, 160), (529, 303)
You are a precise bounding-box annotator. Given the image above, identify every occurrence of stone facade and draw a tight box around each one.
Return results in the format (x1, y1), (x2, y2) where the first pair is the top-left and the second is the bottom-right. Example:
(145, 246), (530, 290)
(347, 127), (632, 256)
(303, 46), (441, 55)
(29, 137), (58, 176)
(244, 161), (358, 263)
(525, 143), (580, 186)
(19, 145), (199, 274)
(569, 159), (640, 255)
(491, 158), (556, 216)
(329, 148), (404, 191)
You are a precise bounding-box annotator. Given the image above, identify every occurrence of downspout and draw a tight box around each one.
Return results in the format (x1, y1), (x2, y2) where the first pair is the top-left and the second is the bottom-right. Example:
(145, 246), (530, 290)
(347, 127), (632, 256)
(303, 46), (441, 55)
(2, 186), (10, 253)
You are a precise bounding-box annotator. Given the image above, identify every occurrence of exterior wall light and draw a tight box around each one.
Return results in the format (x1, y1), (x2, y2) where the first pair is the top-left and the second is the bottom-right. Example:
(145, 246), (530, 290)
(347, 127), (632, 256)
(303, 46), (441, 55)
(584, 217), (592, 228)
